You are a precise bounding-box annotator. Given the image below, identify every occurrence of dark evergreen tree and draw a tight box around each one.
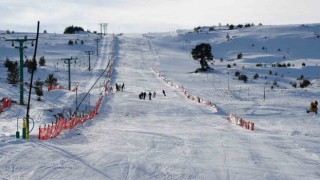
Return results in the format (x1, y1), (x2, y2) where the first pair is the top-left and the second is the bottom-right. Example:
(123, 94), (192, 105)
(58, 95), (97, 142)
(45, 74), (57, 86)
(4, 58), (17, 72)
(7, 61), (19, 84)
(39, 56), (46, 66)
(64, 25), (85, 34)
(68, 40), (74, 45)
(191, 43), (213, 70)
(237, 53), (243, 59)
(34, 78), (44, 101)
(237, 24), (244, 28)
(27, 59), (37, 73)
(4, 57), (11, 68)
(24, 58), (30, 67)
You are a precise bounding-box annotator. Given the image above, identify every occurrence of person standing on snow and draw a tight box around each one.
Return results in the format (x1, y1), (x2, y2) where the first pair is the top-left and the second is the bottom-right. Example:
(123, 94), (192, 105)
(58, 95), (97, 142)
(122, 83), (125, 91)
(149, 92), (152, 100)
(153, 91), (156, 98)
(115, 83), (119, 91)
(162, 90), (166, 96)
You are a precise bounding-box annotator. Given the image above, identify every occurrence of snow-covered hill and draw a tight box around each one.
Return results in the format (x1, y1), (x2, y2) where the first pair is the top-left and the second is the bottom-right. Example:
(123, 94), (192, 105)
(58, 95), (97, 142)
(0, 24), (320, 179)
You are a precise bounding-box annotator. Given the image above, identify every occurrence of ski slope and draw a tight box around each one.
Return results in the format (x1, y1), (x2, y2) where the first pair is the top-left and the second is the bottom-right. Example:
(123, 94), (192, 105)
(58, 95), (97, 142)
(0, 25), (320, 179)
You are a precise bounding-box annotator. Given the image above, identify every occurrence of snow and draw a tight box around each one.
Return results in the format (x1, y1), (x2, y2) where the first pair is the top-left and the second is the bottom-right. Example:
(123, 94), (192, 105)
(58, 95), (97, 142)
(0, 24), (320, 179)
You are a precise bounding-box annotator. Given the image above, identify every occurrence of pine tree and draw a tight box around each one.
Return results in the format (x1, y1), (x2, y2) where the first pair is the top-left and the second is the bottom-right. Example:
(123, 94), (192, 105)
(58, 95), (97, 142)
(34, 78), (44, 101)
(27, 59), (37, 73)
(191, 43), (213, 70)
(39, 56), (46, 66)
(45, 74), (57, 86)
(7, 62), (19, 84)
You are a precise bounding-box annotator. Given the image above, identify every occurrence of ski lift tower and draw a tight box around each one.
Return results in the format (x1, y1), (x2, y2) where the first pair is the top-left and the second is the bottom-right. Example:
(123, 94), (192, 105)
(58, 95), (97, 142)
(5, 36), (36, 105)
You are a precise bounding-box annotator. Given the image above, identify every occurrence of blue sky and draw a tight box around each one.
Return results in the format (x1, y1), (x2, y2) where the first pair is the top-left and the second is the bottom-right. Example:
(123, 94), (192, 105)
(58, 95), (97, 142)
(1, 0), (320, 34)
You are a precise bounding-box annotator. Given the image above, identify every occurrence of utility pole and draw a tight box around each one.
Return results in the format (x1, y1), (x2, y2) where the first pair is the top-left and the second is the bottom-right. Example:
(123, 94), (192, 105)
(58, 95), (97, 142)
(99, 23), (108, 36)
(5, 36), (36, 105)
(264, 86), (266, 101)
(84, 50), (94, 71)
(94, 38), (100, 56)
(100, 24), (103, 37)
(61, 57), (77, 90)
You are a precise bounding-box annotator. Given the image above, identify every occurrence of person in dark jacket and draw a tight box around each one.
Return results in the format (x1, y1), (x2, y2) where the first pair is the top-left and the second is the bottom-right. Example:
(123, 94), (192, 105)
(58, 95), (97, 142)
(149, 92), (152, 100)
(115, 83), (119, 91)
(162, 90), (166, 96)
(121, 83), (125, 91)
(143, 92), (146, 99)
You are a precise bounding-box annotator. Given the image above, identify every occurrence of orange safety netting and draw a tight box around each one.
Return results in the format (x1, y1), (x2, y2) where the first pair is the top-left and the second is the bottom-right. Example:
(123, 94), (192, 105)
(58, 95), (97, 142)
(47, 85), (65, 91)
(39, 96), (103, 140)
(0, 98), (12, 113)
(226, 114), (255, 131)
(152, 67), (216, 111)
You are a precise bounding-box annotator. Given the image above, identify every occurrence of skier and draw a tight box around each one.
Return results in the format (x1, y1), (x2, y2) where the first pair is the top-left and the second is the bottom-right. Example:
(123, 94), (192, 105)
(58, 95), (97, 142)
(162, 90), (166, 96)
(115, 83), (119, 91)
(121, 83), (125, 91)
(307, 100), (318, 114)
(110, 86), (113, 92)
(139, 92), (143, 99)
(149, 92), (152, 100)
(153, 91), (156, 98)
(143, 92), (146, 99)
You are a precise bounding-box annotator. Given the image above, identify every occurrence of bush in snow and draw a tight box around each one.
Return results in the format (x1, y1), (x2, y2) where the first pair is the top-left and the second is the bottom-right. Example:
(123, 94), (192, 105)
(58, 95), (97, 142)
(237, 53), (243, 59)
(253, 73), (259, 79)
(300, 79), (311, 88)
(290, 81), (297, 88)
(235, 71), (241, 77)
(238, 74), (248, 83)
(302, 62), (306, 66)
(256, 63), (263, 67)
(68, 40), (74, 45)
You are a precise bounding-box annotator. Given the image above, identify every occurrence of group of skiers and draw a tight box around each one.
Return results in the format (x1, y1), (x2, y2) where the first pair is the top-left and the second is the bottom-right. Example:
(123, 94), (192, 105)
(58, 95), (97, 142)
(139, 90), (166, 100)
(111, 83), (125, 92)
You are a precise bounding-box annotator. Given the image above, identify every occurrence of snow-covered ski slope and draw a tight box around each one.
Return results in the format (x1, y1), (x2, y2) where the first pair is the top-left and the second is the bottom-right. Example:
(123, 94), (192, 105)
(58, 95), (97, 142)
(1, 24), (320, 179)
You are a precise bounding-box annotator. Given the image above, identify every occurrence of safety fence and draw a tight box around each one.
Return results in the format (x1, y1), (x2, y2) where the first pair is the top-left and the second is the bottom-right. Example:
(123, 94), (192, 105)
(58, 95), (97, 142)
(47, 83), (80, 92)
(152, 67), (217, 112)
(39, 95), (103, 140)
(39, 35), (117, 140)
(226, 114), (255, 131)
(47, 84), (65, 91)
(0, 98), (12, 113)
(152, 67), (256, 131)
